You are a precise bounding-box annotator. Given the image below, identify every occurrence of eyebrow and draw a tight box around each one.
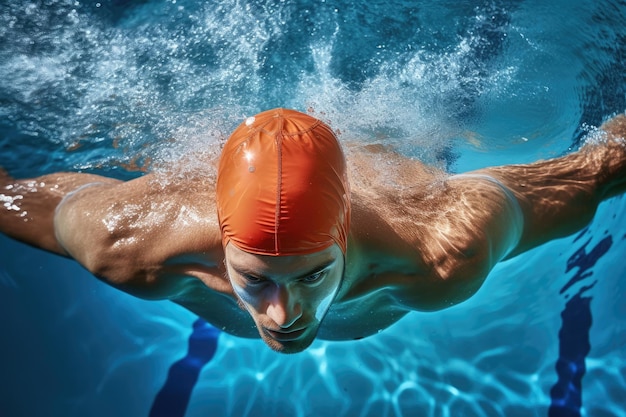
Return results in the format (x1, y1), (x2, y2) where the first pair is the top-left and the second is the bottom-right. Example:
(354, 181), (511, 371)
(232, 259), (337, 282)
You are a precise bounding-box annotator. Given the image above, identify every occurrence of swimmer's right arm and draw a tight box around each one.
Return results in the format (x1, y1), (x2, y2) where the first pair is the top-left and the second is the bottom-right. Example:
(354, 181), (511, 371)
(0, 168), (121, 255)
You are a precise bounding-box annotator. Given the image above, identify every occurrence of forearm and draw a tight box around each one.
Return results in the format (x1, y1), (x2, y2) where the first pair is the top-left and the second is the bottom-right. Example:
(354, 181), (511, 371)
(0, 170), (120, 255)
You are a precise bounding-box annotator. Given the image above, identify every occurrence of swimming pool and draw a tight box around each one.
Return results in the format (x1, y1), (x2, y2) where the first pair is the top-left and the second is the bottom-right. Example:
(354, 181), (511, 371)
(1, 0), (625, 416)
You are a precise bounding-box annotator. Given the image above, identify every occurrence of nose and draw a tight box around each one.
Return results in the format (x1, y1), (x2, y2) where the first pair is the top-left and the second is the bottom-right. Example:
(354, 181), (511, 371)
(265, 284), (302, 328)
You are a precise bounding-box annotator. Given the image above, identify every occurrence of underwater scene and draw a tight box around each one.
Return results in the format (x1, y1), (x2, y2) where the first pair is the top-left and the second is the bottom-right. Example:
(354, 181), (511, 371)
(1, 0), (625, 416)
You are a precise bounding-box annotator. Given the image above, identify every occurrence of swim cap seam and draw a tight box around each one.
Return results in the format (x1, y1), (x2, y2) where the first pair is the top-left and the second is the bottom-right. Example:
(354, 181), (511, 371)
(280, 120), (323, 137)
(275, 125), (283, 255)
(247, 120), (324, 141)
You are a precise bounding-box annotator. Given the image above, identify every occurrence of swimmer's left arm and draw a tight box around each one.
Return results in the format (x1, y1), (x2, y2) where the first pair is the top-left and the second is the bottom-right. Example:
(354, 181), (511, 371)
(476, 114), (626, 259)
(399, 116), (624, 310)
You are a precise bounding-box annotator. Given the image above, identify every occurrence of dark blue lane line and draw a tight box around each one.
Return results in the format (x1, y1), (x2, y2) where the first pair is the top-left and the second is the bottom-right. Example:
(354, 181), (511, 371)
(548, 284), (595, 417)
(149, 318), (221, 417)
(548, 235), (613, 417)
(559, 236), (612, 295)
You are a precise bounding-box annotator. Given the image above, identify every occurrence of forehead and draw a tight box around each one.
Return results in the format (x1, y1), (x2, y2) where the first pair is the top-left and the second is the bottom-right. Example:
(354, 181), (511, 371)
(225, 243), (342, 278)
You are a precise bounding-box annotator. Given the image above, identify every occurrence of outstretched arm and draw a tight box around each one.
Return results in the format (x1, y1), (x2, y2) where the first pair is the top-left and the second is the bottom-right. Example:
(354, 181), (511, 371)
(0, 169), (121, 255)
(393, 114), (626, 310)
(478, 114), (626, 259)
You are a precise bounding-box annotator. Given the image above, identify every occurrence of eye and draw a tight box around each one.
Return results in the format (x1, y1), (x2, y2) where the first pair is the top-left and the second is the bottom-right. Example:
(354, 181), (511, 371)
(302, 271), (325, 283)
(243, 274), (264, 284)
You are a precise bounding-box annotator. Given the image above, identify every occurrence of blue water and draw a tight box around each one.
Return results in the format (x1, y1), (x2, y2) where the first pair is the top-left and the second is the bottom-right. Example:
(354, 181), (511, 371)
(1, 0), (625, 416)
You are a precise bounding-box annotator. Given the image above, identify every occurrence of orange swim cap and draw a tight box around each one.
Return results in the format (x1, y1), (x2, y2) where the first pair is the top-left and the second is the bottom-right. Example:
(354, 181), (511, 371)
(216, 108), (350, 256)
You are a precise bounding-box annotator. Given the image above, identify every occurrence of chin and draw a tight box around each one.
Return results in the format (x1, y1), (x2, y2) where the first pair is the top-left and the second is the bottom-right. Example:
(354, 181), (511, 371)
(258, 327), (318, 354)
(262, 337), (315, 354)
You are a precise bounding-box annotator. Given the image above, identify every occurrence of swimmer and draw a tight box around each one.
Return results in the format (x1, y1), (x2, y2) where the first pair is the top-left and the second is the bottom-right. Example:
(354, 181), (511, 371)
(2, 108), (625, 354)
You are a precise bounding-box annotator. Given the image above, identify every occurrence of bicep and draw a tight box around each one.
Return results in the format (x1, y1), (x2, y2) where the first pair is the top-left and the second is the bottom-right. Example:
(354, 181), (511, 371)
(53, 181), (121, 268)
(447, 174), (524, 262)
(53, 174), (186, 283)
(410, 175), (524, 308)
(422, 174), (524, 285)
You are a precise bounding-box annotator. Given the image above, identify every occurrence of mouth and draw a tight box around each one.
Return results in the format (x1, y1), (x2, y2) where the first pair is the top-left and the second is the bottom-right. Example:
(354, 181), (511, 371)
(263, 326), (308, 342)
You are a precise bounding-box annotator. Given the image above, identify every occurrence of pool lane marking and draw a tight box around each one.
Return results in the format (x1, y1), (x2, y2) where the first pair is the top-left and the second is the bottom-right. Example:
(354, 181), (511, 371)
(548, 235), (612, 417)
(149, 318), (220, 417)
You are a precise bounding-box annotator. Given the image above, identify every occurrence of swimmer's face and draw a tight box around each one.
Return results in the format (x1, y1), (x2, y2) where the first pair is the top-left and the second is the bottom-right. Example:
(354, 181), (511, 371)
(224, 243), (344, 354)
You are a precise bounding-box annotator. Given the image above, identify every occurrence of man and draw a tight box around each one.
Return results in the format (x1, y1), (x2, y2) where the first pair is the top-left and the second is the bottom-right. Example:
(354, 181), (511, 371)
(1, 108), (625, 354)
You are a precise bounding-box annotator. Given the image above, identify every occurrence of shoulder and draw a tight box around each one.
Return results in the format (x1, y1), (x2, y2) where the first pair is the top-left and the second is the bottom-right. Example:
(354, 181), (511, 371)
(54, 173), (222, 297)
(348, 171), (521, 310)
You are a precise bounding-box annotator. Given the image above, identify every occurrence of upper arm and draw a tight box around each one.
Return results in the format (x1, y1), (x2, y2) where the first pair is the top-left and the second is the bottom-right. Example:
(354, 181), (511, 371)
(52, 179), (166, 297)
(348, 149), (525, 308)
(52, 177), (160, 284)
(53, 174), (223, 299)
(405, 174), (524, 306)
(444, 174), (524, 263)
(53, 182), (120, 272)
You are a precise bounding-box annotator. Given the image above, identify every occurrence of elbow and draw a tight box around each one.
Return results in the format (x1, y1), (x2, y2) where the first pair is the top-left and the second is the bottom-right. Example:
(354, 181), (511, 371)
(431, 248), (493, 308)
(76, 242), (126, 283)
(408, 274), (487, 312)
(438, 269), (488, 308)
